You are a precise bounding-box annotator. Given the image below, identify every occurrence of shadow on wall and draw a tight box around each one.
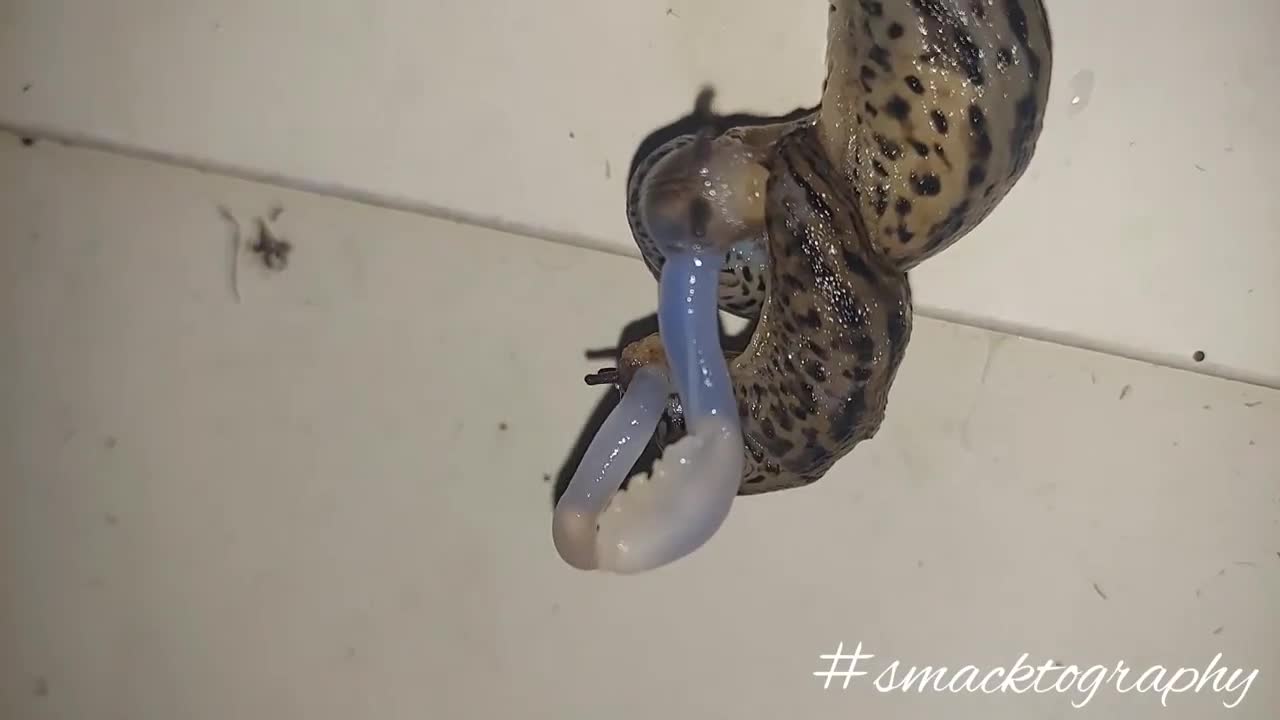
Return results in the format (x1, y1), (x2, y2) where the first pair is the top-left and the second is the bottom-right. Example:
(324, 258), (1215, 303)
(550, 86), (819, 508)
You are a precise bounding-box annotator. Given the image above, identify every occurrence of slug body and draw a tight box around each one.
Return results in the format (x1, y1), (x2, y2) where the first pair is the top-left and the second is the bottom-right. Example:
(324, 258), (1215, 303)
(554, 0), (1053, 572)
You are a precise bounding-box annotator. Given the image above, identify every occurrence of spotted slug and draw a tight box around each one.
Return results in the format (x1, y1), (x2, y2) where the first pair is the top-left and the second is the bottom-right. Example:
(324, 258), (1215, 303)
(554, 0), (1053, 573)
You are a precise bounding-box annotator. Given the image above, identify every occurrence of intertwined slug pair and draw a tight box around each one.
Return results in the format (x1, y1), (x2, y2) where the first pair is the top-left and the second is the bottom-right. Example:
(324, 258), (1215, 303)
(555, 0), (1053, 573)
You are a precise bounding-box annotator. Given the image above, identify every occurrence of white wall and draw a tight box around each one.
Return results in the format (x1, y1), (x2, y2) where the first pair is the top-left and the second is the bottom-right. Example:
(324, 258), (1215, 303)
(3, 1), (1277, 385)
(1, 1), (1277, 718)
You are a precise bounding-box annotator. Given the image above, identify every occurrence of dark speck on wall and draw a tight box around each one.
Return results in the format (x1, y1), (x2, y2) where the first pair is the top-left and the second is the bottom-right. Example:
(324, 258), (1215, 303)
(568, 131), (575, 139)
(32, 677), (49, 698)
(499, 422), (509, 431)
(20, 137), (35, 146)
(104, 435), (118, 450)
(22, 83), (32, 92)
(542, 473), (551, 483)
(1192, 350), (1206, 362)
(249, 215), (291, 270)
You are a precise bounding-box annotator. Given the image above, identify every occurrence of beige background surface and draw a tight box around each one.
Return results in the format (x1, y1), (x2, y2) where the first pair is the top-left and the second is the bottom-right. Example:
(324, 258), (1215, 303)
(2, 1), (1278, 717)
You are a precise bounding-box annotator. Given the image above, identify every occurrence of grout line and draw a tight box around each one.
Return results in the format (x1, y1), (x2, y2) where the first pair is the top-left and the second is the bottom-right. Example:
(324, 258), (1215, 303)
(1, 123), (636, 261)
(911, 304), (1280, 391)
(5, 125), (1278, 392)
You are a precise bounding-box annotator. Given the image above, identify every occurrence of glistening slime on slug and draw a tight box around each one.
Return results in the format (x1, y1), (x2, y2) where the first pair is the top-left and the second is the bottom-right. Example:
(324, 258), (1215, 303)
(554, 0), (1054, 573)
(553, 130), (748, 574)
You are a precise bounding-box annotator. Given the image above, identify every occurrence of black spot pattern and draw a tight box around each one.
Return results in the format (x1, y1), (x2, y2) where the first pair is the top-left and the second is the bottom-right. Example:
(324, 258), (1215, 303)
(930, 110), (949, 135)
(910, 172), (942, 196)
(885, 94), (911, 120)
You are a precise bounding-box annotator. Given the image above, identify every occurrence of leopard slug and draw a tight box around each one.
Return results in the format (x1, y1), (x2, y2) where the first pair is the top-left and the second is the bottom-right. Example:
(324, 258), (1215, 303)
(554, 0), (1053, 573)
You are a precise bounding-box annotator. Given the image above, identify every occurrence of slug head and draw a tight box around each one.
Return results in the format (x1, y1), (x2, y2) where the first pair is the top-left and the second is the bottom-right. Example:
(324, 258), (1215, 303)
(636, 129), (770, 257)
